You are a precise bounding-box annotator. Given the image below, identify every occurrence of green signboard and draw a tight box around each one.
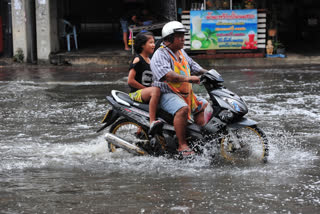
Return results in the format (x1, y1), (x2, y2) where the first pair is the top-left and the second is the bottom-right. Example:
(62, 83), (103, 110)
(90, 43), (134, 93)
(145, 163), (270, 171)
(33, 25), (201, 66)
(190, 10), (258, 50)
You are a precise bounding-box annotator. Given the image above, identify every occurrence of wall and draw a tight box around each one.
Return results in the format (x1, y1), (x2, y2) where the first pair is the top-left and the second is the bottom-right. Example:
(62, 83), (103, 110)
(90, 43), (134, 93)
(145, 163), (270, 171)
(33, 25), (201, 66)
(11, 0), (59, 61)
(36, 0), (59, 60)
(11, 0), (27, 60)
(158, 0), (177, 20)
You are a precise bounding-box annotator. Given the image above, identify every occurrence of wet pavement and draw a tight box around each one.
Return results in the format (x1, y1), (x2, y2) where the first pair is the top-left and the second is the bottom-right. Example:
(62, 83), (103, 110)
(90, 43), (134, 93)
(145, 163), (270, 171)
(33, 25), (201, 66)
(0, 65), (319, 213)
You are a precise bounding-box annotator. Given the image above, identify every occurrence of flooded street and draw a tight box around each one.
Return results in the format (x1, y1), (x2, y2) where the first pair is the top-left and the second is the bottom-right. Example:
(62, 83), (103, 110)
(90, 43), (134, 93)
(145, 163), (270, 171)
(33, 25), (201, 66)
(0, 65), (319, 213)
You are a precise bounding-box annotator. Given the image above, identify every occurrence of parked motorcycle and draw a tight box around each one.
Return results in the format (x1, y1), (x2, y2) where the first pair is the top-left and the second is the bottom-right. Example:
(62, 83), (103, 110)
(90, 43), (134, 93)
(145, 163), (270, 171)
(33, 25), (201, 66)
(97, 69), (269, 163)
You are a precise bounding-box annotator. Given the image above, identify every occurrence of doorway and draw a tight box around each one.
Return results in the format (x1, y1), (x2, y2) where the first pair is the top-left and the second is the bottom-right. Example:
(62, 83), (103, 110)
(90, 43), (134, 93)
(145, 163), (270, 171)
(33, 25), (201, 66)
(0, 0), (13, 57)
(56, 0), (175, 52)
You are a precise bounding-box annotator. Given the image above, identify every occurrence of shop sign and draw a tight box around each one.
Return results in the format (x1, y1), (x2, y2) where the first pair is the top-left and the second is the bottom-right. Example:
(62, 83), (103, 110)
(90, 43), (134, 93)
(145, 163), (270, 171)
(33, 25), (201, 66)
(190, 10), (258, 50)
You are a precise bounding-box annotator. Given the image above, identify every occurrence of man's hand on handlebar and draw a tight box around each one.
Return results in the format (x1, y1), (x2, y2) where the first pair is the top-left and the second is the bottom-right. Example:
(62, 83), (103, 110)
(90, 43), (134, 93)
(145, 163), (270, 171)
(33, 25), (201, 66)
(187, 76), (201, 84)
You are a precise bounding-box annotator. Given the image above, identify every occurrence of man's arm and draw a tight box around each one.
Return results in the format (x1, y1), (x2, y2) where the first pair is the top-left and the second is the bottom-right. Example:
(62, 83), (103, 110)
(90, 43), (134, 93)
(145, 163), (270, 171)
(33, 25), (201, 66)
(198, 68), (208, 74)
(182, 50), (208, 75)
(150, 49), (172, 81)
(165, 71), (200, 83)
(151, 48), (202, 84)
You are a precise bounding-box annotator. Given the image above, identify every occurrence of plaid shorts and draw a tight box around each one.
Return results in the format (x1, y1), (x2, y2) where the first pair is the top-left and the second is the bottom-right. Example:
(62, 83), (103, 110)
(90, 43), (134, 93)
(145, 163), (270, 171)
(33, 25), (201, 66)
(160, 93), (207, 116)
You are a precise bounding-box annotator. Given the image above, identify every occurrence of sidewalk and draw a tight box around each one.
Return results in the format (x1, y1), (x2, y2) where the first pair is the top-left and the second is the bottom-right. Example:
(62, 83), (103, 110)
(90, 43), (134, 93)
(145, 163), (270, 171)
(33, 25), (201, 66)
(1, 52), (320, 68)
(43, 51), (320, 68)
(0, 57), (13, 66)
(196, 53), (320, 68)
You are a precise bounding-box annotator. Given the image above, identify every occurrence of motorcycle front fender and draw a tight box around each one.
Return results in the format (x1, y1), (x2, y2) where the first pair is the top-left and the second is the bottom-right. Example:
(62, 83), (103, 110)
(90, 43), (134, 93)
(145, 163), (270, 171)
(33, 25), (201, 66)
(227, 117), (258, 130)
(96, 109), (120, 133)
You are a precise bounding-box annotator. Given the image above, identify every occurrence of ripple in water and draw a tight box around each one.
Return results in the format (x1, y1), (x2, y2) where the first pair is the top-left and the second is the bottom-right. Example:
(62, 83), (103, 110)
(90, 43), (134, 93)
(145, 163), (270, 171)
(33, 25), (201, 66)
(1, 127), (317, 181)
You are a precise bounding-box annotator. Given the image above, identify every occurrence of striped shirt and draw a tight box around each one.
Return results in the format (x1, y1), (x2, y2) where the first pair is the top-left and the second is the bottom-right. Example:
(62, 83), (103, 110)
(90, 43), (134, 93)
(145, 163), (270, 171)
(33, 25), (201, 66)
(150, 44), (203, 93)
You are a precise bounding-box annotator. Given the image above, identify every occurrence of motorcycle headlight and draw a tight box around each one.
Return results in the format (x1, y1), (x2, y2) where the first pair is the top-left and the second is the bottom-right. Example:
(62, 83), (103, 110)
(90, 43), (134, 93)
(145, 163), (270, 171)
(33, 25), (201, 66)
(219, 110), (234, 122)
(223, 98), (241, 112)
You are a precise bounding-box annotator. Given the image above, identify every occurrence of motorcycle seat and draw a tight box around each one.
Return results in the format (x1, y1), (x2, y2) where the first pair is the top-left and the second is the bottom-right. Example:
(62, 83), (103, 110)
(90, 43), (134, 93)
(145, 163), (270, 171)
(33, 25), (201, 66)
(113, 90), (174, 124)
(116, 91), (150, 112)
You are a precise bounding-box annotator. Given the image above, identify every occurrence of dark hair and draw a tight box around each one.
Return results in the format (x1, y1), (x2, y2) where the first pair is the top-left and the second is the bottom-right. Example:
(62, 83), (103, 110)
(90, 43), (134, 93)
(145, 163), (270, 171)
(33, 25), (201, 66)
(134, 31), (154, 54)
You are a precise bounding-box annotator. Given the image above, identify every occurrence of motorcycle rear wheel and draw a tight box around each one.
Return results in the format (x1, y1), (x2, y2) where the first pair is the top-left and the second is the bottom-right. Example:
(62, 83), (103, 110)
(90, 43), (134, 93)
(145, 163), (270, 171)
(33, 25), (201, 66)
(220, 126), (269, 163)
(108, 119), (149, 153)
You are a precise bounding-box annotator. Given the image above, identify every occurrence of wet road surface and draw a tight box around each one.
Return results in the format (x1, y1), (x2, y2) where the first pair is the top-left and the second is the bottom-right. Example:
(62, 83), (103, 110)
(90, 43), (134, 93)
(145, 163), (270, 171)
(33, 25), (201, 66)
(0, 65), (319, 213)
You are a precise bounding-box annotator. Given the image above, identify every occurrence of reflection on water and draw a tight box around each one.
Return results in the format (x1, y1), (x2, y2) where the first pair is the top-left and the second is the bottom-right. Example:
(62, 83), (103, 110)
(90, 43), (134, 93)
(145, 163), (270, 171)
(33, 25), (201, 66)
(0, 66), (320, 213)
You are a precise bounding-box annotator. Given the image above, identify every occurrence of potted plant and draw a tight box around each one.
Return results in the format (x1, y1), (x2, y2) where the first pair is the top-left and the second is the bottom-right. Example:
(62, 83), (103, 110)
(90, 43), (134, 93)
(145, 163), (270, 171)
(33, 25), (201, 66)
(13, 48), (24, 63)
(273, 41), (285, 54)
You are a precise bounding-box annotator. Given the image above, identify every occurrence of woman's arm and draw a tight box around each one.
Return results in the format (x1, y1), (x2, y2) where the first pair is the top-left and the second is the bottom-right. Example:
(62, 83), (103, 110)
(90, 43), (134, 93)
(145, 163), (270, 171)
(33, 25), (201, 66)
(128, 68), (147, 89)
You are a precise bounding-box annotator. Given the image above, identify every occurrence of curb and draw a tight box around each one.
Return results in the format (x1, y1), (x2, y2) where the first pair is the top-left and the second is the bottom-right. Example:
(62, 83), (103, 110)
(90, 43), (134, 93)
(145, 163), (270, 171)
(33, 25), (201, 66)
(1, 53), (320, 68)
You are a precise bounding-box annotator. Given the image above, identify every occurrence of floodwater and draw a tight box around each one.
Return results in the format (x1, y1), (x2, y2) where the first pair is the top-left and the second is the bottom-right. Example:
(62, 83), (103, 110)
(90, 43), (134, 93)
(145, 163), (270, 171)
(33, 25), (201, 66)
(0, 65), (319, 214)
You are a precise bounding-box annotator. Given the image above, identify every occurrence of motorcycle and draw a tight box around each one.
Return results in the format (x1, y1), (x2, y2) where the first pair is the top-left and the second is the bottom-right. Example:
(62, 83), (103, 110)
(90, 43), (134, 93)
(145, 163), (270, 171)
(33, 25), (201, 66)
(97, 69), (269, 163)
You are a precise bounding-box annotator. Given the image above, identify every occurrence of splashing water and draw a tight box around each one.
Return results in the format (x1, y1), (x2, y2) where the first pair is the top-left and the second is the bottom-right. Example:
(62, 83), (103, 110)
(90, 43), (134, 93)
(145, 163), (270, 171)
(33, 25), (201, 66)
(1, 66), (319, 213)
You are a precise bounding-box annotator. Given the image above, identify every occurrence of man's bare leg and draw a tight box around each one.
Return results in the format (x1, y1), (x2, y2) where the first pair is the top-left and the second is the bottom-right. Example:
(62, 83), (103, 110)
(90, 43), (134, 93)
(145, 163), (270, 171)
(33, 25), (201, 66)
(174, 106), (193, 152)
(194, 103), (208, 126)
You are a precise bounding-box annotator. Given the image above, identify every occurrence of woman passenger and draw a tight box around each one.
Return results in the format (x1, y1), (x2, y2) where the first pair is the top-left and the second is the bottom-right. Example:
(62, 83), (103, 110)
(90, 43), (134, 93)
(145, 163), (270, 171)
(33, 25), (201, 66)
(128, 31), (163, 134)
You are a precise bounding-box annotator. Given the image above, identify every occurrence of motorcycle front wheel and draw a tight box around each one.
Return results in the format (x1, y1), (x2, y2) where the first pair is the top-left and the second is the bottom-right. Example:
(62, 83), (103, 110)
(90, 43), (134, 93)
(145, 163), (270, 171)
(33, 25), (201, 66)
(108, 119), (149, 153)
(220, 125), (269, 163)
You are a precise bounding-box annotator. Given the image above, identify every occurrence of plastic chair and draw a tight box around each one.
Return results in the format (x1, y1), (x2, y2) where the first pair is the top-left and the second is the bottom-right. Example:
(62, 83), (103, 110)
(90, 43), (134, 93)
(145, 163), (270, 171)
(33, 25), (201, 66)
(60, 19), (78, 51)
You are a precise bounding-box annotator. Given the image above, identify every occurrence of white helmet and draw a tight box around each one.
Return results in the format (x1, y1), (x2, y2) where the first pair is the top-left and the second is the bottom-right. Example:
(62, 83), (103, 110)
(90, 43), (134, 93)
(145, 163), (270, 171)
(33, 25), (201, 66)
(162, 21), (188, 38)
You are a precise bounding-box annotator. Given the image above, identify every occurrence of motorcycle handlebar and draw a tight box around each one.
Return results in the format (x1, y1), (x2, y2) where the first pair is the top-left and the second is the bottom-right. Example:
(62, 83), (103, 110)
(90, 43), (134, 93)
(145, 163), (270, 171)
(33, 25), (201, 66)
(200, 74), (206, 84)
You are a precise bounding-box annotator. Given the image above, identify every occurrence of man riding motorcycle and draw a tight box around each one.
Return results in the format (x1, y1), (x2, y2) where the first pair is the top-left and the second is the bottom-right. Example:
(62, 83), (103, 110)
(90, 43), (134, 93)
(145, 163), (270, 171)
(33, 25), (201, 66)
(150, 21), (209, 157)
(100, 22), (269, 163)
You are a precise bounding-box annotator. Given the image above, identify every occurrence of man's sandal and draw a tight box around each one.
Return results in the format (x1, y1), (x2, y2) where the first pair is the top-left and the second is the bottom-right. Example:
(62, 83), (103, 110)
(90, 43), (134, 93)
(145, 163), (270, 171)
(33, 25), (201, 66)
(177, 149), (195, 159)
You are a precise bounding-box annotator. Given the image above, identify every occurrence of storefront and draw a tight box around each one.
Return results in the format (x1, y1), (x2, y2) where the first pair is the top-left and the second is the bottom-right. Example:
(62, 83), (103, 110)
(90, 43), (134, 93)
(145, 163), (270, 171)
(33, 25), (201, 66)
(8, 0), (320, 62)
(270, 0), (320, 54)
(9, 0), (178, 61)
(57, 0), (177, 49)
(178, 0), (320, 55)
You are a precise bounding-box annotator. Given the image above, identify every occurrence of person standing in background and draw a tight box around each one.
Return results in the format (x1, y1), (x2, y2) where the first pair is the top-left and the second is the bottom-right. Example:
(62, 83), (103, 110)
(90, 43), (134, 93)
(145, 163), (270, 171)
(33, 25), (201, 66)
(119, 1), (142, 51)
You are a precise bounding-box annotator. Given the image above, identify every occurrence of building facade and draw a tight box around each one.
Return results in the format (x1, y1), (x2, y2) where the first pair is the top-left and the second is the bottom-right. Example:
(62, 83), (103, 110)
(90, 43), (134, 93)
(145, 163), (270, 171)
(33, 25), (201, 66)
(3, 0), (320, 62)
